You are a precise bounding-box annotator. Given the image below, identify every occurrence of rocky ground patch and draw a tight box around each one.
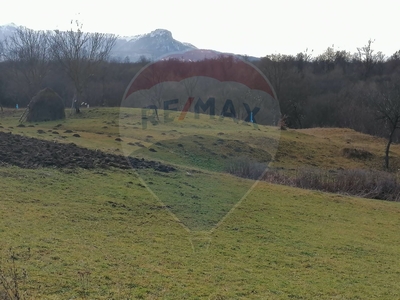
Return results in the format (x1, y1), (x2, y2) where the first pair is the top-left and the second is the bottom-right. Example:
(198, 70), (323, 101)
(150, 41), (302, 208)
(0, 131), (175, 172)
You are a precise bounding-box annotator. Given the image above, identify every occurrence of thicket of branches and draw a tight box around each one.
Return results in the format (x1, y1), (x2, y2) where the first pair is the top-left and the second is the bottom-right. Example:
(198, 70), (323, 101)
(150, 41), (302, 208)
(0, 25), (120, 109)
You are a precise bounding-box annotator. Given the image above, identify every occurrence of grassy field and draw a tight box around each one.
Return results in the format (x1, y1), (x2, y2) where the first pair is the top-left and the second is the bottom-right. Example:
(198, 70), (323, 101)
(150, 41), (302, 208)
(2, 107), (398, 172)
(1, 107), (400, 299)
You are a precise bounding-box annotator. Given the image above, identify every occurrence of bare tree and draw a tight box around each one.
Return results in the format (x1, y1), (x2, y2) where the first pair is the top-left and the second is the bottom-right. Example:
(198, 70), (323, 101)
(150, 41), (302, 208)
(314, 46), (336, 73)
(50, 22), (117, 107)
(296, 48), (313, 75)
(259, 53), (310, 128)
(0, 40), (4, 60)
(2, 26), (50, 99)
(0, 77), (4, 112)
(335, 50), (351, 73)
(356, 39), (384, 79)
(0, 41), (4, 111)
(259, 54), (293, 99)
(368, 79), (400, 169)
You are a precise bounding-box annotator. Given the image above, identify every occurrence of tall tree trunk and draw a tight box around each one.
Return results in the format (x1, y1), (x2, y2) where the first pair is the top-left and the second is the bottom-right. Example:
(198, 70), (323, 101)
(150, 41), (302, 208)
(385, 126), (397, 169)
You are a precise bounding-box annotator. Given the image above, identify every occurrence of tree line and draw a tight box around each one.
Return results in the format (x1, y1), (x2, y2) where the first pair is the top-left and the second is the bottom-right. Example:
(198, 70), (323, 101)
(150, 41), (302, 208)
(1, 27), (400, 167)
(0, 25), (122, 109)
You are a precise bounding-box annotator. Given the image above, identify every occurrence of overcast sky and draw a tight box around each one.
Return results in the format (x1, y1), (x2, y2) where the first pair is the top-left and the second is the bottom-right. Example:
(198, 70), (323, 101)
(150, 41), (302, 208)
(1, 0), (399, 58)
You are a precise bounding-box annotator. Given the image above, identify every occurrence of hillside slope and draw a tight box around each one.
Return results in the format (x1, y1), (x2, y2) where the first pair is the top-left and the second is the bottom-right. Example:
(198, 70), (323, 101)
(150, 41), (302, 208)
(0, 166), (400, 298)
(1, 108), (400, 298)
(2, 108), (397, 172)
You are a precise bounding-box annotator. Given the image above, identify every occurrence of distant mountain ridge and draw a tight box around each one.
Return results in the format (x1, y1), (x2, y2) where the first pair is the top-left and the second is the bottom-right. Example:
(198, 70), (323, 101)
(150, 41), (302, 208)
(0, 24), (196, 61)
(111, 28), (197, 62)
(0, 24), (259, 62)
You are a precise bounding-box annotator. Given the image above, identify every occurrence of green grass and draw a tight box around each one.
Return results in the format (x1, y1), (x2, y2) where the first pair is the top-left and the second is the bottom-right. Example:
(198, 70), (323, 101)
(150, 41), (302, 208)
(135, 168), (253, 231)
(2, 107), (400, 298)
(1, 166), (400, 299)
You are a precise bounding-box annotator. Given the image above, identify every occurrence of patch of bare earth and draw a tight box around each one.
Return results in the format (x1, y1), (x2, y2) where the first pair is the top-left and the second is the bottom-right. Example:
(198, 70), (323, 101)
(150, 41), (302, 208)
(0, 132), (175, 172)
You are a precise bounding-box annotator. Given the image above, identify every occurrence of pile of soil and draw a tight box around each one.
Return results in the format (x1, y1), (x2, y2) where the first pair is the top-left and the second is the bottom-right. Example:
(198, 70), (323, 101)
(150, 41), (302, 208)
(26, 88), (65, 122)
(0, 132), (175, 172)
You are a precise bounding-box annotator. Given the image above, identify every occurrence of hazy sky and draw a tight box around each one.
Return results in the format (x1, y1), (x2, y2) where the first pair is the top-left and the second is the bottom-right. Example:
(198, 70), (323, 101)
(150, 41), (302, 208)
(1, 0), (399, 57)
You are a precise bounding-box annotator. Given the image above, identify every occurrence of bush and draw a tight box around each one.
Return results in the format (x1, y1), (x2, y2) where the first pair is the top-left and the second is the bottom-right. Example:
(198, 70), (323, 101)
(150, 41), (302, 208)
(261, 167), (400, 201)
(0, 248), (30, 300)
(225, 156), (268, 180)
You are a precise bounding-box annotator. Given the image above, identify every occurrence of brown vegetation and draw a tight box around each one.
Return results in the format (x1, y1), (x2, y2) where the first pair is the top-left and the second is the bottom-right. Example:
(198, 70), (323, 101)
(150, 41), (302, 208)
(225, 156), (400, 201)
(26, 88), (65, 122)
(267, 167), (400, 201)
(342, 148), (374, 160)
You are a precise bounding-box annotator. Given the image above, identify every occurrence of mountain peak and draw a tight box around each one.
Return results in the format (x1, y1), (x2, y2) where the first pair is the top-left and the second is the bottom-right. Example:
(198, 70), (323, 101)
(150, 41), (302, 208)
(2, 22), (18, 28)
(112, 28), (196, 62)
(148, 29), (172, 39)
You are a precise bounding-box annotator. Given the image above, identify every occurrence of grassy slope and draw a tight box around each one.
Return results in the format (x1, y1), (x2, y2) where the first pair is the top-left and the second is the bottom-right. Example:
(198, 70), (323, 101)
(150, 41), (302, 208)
(2, 107), (397, 171)
(1, 108), (400, 298)
(1, 167), (400, 299)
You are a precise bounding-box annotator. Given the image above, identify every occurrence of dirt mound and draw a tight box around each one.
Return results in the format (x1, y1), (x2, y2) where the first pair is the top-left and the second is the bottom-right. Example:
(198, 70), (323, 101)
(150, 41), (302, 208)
(26, 88), (65, 122)
(0, 132), (175, 172)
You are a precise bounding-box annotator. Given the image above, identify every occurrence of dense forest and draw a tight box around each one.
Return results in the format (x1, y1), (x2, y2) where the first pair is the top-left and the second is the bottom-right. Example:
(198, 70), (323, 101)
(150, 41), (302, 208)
(0, 27), (400, 144)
